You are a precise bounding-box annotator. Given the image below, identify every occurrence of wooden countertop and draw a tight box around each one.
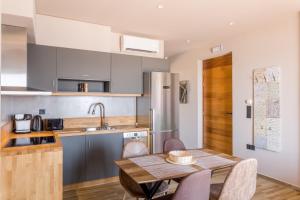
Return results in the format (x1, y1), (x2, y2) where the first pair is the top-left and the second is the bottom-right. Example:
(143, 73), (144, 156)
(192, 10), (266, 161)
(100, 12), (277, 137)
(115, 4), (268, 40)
(0, 131), (62, 156)
(1, 126), (149, 155)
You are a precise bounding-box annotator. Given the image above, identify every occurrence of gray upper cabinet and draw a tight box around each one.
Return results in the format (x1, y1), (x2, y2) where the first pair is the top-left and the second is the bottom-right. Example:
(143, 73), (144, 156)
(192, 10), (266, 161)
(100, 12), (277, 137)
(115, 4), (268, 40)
(111, 54), (142, 94)
(27, 44), (57, 91)
(85, 133), (123, 181)
(57, 48), (111, 81)
(142, 57), (170, 72)
(61, 135), (86, 185)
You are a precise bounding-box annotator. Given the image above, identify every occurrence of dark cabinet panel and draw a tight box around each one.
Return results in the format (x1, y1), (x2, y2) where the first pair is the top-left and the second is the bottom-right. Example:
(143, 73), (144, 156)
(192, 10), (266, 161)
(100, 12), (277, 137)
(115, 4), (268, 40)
(142, 57), (170, 72)
(111, 54), (142, 93)
(85, 133), (123, 181)
(57, 48), (111, 81)
(61, 136), (86, 185)
(27, 44), (57, 91)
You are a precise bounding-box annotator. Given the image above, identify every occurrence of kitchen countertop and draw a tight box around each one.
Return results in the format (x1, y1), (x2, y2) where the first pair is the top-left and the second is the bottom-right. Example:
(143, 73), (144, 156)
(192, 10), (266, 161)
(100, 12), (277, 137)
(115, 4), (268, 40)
(0, 126), (149, 155)
(0, 131), (62, 156)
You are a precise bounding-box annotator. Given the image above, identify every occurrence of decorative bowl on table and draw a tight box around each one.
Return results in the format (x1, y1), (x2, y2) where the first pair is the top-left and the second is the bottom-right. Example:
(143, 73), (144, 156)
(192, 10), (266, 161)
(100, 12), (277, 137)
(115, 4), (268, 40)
(166, 150), (196, 165)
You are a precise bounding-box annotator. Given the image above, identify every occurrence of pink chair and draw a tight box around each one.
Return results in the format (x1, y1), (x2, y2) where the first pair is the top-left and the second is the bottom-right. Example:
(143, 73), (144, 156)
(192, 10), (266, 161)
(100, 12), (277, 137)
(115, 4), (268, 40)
(120, 141), (169, 200)
(163, 138), (186, 184)
(154, 170), (212, 200)
(163, 138), (186, 153)
(210, 159), (258, 200)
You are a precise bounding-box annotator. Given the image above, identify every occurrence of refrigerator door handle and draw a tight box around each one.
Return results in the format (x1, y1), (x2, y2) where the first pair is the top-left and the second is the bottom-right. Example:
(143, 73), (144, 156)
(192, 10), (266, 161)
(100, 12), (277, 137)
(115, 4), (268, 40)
(150, 109), (155, 131)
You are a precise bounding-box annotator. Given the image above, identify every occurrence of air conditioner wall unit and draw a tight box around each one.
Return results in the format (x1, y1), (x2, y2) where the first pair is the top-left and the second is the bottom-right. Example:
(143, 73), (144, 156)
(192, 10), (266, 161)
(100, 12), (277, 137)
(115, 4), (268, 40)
(121, 35), (160, 54)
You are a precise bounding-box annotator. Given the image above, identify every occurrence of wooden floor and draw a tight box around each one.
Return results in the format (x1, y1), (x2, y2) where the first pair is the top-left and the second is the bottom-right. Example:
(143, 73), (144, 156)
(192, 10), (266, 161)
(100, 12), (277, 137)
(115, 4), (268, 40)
(64, 173), (300, 200)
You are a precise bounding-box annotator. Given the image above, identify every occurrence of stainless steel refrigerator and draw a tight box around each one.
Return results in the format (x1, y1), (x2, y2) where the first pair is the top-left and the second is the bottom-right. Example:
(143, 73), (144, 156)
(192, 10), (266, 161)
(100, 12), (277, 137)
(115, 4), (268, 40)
(137, 72), (179, 153)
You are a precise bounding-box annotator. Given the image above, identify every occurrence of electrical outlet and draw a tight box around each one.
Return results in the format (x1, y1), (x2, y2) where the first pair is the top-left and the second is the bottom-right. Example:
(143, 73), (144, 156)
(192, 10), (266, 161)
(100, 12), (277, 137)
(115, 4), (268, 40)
(246, 144), (255, 151)
(39, 109), (46, 115)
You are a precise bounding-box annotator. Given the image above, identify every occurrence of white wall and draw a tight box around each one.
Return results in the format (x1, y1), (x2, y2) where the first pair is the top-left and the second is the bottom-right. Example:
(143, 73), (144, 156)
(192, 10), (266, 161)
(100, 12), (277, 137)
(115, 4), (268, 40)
(34, 15), (112, 53)
(170, 13), (300, 187)
(170, 53), (203, 148)
(2, 0), (35, 18)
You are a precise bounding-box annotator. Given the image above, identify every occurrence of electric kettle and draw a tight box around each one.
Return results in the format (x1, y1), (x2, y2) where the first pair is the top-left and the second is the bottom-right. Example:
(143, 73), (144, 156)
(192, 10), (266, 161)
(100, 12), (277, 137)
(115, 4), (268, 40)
(32, 115), (43, 132)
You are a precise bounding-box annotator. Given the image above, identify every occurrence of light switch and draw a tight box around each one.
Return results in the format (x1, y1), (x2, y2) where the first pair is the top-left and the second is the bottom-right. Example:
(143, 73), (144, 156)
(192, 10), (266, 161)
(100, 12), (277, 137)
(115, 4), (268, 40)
(246, 106), (251, 118)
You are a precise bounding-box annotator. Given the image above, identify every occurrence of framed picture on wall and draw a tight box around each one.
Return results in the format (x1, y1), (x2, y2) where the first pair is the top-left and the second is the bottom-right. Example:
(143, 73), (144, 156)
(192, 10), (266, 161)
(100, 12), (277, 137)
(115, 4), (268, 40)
(179, 80), (188, 104)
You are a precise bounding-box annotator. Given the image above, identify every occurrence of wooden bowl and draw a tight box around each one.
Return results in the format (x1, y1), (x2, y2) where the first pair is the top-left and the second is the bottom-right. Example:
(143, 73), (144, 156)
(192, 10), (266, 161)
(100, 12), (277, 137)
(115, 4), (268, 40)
(168, 150), (193, 164)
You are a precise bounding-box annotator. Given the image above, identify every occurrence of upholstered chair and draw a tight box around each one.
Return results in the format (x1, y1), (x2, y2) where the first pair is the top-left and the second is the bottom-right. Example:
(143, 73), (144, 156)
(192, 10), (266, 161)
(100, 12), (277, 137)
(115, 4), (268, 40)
(163, 138), (186, 153)
(120, 141), (169, 200)
(210, 158), (258, 200)
(163, 138), (186, 184)
(154, 170), (212, 200)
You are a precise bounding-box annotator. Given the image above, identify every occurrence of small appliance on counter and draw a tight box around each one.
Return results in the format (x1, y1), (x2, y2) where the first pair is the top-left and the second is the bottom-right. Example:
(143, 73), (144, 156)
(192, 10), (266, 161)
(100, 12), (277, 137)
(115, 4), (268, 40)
(32, 115), (43, 132)
(14, 114), (32, 133)
(45, 118), (64, 131)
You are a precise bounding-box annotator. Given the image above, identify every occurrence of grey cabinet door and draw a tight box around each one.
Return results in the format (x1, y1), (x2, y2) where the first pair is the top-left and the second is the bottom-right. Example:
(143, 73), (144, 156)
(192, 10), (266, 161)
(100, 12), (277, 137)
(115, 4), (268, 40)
(27, 44), (57, 91)
(142, 57), (170, 72)
(61, 136), (86, 185)
(85, 133), (123, 181)
(57, 48), (111, 81)
(111, 54), (142, 93)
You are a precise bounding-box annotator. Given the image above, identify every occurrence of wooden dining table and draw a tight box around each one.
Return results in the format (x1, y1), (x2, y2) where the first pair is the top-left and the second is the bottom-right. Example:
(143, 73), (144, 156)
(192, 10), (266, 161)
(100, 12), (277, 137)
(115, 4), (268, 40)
(115, 148), (241, 200)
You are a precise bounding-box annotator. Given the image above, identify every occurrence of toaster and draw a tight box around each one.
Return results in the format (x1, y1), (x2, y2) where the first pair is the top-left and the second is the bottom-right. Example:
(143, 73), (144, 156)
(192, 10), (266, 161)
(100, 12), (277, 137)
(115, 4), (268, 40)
(45, 118), (64, 131)
(14, 114), (32, 133)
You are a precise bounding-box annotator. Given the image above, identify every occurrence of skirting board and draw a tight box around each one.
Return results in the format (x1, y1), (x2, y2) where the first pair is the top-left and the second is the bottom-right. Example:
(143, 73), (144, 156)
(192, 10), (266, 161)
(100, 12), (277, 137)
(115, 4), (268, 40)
(258, 174), (300, 191)
(63, 176), (119, 191)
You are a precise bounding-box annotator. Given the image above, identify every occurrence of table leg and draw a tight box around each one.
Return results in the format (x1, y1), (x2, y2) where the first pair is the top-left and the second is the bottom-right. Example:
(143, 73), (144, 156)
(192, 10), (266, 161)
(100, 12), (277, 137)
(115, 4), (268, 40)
(140, 181), (163, 200)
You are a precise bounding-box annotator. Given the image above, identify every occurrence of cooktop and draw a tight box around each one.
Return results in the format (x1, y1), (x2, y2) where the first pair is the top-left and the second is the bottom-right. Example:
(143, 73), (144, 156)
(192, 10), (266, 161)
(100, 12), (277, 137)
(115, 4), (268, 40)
(5, 136), (56, 147)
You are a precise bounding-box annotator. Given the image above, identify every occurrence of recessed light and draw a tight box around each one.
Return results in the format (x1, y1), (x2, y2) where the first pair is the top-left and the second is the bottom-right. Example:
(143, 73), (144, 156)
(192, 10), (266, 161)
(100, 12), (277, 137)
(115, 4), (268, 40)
(157, 4), (164, 9)
(229, 21), (235, 26)
(186, 39), (191, 44)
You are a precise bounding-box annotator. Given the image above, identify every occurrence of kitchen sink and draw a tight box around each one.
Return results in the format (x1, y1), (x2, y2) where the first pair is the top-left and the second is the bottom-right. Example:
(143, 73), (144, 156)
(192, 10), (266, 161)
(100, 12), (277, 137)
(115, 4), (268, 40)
(84, 126), (115, 132)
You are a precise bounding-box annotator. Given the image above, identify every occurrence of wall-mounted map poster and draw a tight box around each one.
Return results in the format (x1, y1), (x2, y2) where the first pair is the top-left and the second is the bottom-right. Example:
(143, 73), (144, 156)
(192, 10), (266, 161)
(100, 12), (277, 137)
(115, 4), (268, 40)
(253, 67), (281, 152)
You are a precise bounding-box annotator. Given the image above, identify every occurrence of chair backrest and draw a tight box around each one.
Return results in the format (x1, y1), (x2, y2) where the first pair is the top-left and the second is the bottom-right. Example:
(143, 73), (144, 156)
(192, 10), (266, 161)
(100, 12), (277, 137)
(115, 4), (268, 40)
(163, 138), (186, 153)
(172, 170), (211, 200)
(218, 159), (258, 200)
(122, 141), (149, 159)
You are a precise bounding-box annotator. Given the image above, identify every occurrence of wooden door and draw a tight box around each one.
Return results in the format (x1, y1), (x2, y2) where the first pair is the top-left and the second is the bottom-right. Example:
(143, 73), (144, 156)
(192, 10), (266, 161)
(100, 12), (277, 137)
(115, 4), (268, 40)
(203, 53), (232, 154)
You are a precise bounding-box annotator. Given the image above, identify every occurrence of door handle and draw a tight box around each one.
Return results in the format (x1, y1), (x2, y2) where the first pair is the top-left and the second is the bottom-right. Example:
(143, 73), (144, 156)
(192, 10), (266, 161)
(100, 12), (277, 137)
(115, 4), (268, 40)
(224, 112), (232, 115)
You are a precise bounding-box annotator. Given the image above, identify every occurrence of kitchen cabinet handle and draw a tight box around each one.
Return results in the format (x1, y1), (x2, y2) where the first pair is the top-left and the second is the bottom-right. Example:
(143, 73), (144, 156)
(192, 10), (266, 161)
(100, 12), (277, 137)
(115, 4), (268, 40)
(52, 80), (56, 90)
(88, 140), (91, 148)
(81, 74), (89, 77)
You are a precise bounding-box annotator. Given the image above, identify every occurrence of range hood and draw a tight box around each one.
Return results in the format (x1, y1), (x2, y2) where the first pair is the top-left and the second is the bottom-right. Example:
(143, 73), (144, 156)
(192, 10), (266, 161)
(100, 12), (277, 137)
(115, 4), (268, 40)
(1, 25), (51, 96)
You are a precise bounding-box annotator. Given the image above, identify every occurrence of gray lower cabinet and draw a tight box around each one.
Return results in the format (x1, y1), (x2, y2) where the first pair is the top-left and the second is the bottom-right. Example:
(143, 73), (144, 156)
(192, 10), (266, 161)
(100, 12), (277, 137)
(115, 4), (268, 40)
(85, 133), (123, 181)
(61, 135), (86, 185)
(61, 133), (123, 185)
(111, 54), (142, 93)
(142, 57), (170, 72)
(57, 48), (111, 81)
(27, 44), (57, 91)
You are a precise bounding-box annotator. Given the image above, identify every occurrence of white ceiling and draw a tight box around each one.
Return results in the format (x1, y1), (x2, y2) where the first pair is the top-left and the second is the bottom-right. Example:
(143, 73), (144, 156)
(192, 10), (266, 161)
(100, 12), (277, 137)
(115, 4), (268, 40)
(36, 0), (300, 56)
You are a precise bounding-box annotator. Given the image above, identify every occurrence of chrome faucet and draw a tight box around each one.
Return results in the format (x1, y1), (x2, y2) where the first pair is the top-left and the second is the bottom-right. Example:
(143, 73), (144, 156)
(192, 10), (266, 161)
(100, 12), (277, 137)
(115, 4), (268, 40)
(88, 102), (106, 128)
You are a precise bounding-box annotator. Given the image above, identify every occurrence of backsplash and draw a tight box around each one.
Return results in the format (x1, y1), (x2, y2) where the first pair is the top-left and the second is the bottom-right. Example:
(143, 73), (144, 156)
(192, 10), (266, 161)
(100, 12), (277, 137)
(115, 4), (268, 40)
(1, 96), (136, 121)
